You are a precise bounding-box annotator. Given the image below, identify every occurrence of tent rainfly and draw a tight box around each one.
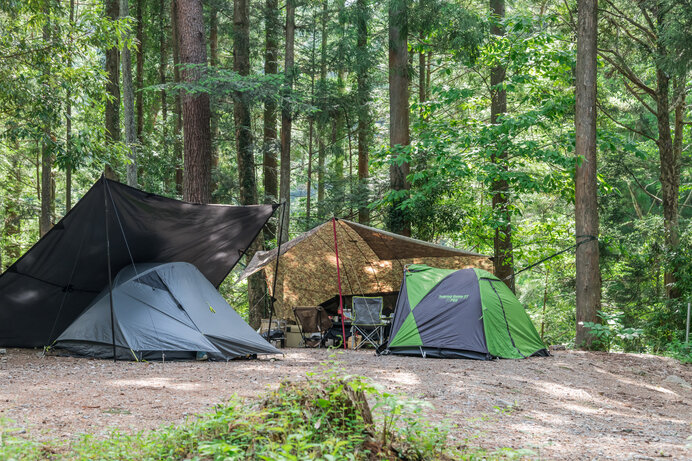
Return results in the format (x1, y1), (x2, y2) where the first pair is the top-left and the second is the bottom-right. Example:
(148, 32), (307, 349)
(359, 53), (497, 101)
(238, 218), (493, 320)
(386, 265), (549, 360)
(0, 177), (276, 356)
(55, 262), (279, 360)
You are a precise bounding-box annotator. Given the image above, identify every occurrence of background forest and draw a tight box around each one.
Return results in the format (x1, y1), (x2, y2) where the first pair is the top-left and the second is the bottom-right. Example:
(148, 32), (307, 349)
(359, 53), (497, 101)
(1, 0), (691, 359)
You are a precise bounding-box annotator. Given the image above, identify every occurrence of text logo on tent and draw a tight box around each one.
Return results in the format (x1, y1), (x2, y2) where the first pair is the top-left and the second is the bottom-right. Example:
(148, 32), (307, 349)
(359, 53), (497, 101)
(438, 294), (469, 303)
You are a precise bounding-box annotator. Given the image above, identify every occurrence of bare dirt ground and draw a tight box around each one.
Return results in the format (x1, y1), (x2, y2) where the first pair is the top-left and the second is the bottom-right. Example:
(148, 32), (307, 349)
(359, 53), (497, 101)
(0, 348), (690, 460)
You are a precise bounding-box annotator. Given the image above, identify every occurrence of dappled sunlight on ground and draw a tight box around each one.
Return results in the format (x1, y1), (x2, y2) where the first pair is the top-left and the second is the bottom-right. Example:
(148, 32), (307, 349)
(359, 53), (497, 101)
(0, 348), (689, 459)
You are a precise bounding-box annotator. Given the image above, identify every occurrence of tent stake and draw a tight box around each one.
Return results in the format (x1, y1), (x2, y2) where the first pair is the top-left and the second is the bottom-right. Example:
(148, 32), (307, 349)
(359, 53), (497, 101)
(332, 217), (346, 349)
(104, 177), (116, 362)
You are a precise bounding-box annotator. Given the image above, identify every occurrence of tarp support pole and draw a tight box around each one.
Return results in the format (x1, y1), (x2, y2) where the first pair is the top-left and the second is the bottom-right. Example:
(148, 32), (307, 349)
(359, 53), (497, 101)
(267, 201), (285, 343)
(103, 176), (116, 362)
(332, 217), (346, 349)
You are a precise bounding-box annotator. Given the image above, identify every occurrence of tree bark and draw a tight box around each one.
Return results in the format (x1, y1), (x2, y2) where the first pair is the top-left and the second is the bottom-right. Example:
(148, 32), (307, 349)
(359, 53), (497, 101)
(171, 0), (183, 195)
(135, 0), (144, 141)
(66, 0), (75, 213)
(209, 4), (219, 191)
(263, 0), (279, 241)
(40, 3), (53, 237)
(316, 1), (328, 219)
(574, 0), (601, 349)
(105, 0), (121, 179)
(174, 0), (212, 204)
(489, 0), (514, 291)
(122, 0), (138, 187)
(279, 0), (295, 243)
(356, 0), (370, 225)
(388, 0), (410, 236)
(233, 0), (264, 328)
(159, 0), (168, 169)
(656, 67), (680, 298)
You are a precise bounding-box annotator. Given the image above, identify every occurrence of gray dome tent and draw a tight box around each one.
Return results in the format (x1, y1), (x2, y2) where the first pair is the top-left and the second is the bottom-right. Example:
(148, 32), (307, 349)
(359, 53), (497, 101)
(54, 262), (279, 360)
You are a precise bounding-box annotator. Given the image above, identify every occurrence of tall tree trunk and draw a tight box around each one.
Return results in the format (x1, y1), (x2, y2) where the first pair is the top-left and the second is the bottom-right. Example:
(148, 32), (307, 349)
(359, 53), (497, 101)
(209, 4), (219, 193)
(356, 0), (370, 225)
(574, 0), (600, 349)
(105, 0), (120, 180)
(489, 0), (514, 291)
(279, 0), (295, 243)
(388, 0), (410, 236)
(65, 0), (75, 213)
(234, 0), (264, 328)
(171, 0), (183, 195)
(656, 67), (680, 298)
(263, 0), (279, 242)
(122, 0), (138, 187)
(174, 0), (211, 203)
(159, 0), (168, 173)
(40, 3), (53, 237)
(316, 0), (328, 219)
(135, 0), (144, 141)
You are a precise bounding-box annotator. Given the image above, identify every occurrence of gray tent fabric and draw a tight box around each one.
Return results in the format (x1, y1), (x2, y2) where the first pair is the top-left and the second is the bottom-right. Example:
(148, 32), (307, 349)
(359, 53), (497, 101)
(411, 270), (487, 353)
(54, 262), (280, 360)
(0, 177), (275, 348)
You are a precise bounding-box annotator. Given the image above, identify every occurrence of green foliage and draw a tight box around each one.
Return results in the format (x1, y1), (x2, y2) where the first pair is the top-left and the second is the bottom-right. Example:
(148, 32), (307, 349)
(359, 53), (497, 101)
(581, 310), (644, 352)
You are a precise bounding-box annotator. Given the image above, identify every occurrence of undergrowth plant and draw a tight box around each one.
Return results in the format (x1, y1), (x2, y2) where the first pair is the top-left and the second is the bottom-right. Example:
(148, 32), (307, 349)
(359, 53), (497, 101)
(0, 359), (485, 461)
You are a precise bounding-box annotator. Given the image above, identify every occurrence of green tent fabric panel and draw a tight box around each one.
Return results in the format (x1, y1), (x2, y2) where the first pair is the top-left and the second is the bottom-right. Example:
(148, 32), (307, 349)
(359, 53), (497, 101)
(405, 264), (457, 310)
(388, 311), (423, 348)
(474, 269), (546, 359)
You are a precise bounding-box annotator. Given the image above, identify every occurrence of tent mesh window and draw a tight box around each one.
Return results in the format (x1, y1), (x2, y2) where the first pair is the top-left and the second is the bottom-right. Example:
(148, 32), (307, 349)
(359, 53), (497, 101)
(135, 271), (168, 291)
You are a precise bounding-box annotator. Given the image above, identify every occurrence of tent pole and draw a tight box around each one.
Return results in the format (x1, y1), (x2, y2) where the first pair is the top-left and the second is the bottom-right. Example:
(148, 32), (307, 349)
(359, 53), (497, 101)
(267, 202), (285, 344)
(104, 177), (116, 362)
(332, 217), (346, 349)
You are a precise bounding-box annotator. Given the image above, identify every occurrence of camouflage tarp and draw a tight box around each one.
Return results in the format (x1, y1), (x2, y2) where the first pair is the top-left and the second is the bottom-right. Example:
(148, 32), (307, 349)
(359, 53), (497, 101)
(238, 219), (493, 320)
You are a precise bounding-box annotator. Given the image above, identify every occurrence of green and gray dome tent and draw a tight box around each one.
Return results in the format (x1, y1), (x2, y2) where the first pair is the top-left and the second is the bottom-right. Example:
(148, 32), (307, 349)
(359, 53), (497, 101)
(54, 262), (280, 361)
(386, 265), (548, 360)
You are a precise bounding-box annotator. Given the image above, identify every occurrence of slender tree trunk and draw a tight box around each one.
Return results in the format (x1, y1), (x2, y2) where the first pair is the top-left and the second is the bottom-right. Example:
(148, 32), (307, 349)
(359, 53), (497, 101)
(209, 4), (219, 191)
(175, 0), (212, 204)
(388, 0), (410, 236)
(65, 0), (75, 213)
(489, 0), (514, 291)
(122, 0), (138, 187)
(574, 0), (600, 349)
(159, 0), (168, 169)
(40, 3), (53, 237)
(105, 0), (120, 180)
(306, 118), (314, 228)
(233, 0), (263, 328)
(656, 67), (680, 298)
(171, 0), (183, 195)
(279, 0), (295, 243)
(316, 1), (328, 219)
(356, 0), (370, 225)
(263, 0), (279, 241)
(135, 0), (144, 140)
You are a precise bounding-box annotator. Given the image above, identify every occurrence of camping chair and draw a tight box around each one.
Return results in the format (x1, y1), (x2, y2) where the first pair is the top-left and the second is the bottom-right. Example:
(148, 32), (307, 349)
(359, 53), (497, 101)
(351, 297), (385, 349)
(293, 306), (333, 347)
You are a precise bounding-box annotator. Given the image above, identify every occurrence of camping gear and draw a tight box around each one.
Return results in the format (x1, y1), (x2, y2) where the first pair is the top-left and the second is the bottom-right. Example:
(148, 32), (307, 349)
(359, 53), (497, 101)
(351, 296), (386, 349)
(386, 265), (549, 360)
(54, 262), (279, 360)
(292, 306), (332, 347)
(0, 177), (275, 351)
(238, 218), (492, 321)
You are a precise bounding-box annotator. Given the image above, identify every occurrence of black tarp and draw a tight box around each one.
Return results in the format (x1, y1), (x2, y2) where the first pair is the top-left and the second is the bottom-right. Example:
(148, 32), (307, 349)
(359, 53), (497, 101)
(0, 177), (275, 347)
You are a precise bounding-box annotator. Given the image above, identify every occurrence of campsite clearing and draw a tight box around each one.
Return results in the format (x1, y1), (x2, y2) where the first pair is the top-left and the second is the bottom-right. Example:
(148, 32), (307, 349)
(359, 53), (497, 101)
(1, 349), (690, 460)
